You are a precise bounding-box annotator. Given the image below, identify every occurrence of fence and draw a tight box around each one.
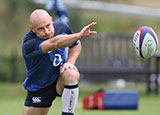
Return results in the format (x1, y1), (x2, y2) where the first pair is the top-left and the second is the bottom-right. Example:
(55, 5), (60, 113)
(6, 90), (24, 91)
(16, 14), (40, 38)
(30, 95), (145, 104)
(77, 33), (159, 94)
(0, 52), (26, 82)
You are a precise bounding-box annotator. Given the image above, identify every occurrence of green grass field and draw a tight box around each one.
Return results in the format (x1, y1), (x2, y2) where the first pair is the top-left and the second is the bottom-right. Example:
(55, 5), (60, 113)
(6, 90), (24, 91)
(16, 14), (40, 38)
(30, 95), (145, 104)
(0, 83), (160, 115)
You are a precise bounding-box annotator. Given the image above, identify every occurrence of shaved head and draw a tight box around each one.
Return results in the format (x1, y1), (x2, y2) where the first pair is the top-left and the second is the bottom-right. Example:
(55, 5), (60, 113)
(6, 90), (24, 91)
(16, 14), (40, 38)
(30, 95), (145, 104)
(29, 9), (55, 39)
(30, 9), (51, 27)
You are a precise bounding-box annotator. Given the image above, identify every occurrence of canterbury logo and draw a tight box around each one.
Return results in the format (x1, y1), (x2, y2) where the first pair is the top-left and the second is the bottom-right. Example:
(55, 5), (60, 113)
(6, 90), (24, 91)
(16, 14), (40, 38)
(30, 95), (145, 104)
(32, 97), (41, 103)
(68, 91), (74, 113)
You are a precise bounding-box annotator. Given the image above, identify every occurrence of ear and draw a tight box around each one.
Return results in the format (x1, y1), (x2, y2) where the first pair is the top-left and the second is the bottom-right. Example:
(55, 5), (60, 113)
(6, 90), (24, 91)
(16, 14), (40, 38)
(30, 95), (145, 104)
(50, 16), (53, 21)
(29, 25), (35, 32)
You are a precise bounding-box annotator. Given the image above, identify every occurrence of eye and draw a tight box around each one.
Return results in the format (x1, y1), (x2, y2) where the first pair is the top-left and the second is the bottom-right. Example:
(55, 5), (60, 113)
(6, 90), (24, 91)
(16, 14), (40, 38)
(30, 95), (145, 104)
(46, 24), (50, 28)
(38, 27), (44, 31)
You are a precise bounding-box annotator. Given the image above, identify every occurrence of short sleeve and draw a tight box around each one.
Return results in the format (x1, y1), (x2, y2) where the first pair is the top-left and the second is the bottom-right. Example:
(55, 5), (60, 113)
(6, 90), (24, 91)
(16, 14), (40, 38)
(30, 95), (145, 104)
(69, 40), (80, 48)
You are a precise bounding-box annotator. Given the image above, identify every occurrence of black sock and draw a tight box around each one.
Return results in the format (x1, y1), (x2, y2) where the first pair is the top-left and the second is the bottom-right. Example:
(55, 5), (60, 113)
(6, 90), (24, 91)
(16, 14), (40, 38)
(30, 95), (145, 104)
(61, 112), (74, 115)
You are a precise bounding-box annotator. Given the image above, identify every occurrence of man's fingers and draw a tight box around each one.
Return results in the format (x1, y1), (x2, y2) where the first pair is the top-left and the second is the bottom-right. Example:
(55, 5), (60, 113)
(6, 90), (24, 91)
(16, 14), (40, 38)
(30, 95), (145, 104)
(88, 22), (97, 27)
(90, 31), (97, 35)
(60, 63), (78, 74)
(60, 66), (65, 74)
(85, 22), (97, 30)
(72, 66), (78, 72)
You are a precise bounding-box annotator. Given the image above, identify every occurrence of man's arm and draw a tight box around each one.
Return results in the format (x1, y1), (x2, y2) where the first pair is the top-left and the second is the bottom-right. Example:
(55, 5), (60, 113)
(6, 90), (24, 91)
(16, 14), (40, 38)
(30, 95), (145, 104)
(60, 42), (82, 73)
(41, 22), (97, 53)
(67, 42), (82, 65)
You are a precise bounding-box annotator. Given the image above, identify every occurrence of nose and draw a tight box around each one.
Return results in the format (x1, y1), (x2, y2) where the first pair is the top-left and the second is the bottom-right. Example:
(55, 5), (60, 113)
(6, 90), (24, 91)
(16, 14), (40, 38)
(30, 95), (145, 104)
(44, 27), (50, 34)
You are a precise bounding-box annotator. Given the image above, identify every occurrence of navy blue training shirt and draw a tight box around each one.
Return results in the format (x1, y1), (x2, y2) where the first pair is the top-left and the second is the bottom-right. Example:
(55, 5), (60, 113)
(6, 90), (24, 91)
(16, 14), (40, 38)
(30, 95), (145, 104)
(22, 21), (80, 91)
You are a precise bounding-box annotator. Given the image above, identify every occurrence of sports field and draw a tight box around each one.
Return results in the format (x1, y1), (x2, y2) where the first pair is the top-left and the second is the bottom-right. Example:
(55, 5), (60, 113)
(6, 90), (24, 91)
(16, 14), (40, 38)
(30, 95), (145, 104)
(0, 83), (160, 115)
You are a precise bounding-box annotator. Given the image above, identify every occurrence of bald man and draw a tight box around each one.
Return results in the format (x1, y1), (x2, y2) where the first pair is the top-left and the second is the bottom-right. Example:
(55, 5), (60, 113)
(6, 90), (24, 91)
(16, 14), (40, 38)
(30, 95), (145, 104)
(22, 9), (97, 115)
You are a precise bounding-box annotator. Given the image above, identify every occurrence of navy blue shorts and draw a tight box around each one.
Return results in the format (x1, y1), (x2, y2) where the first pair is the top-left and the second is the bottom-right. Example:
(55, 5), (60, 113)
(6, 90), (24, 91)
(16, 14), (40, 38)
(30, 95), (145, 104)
(24, 80), (60, 107)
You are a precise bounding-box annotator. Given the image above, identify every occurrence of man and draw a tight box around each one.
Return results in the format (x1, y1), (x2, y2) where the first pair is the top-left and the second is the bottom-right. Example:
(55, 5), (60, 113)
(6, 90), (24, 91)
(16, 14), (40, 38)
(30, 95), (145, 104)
(22, 9), (97, 115)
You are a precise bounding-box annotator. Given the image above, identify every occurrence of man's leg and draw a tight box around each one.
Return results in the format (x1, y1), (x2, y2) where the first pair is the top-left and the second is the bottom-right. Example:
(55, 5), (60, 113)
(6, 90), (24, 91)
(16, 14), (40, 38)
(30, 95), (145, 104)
(56, 69), (80, 115)
(23, 106), (50, 115)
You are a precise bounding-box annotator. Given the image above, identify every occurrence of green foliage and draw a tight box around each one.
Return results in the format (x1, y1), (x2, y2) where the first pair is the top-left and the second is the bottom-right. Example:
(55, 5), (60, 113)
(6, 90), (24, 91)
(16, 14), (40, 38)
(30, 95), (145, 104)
(0, 0), (32, 82)
(69, 9), (160, 34)
(0, 0), (32, 56)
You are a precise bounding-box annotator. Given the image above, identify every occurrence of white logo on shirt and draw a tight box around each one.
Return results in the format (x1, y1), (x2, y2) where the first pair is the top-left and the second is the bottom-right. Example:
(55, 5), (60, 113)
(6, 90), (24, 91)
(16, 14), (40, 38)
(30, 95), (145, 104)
(32, 97), (41, 103)
(53, 54), (63, 67)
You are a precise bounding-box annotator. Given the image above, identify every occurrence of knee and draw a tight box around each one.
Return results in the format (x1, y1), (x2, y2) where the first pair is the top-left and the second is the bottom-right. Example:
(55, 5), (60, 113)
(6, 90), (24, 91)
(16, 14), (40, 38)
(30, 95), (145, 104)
(61, 69), (80, 84)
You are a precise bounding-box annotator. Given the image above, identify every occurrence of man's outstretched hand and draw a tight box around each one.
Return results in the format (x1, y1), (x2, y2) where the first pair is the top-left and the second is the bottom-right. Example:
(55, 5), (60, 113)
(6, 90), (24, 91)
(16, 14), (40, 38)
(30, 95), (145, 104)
(79, 22), (97, 39)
